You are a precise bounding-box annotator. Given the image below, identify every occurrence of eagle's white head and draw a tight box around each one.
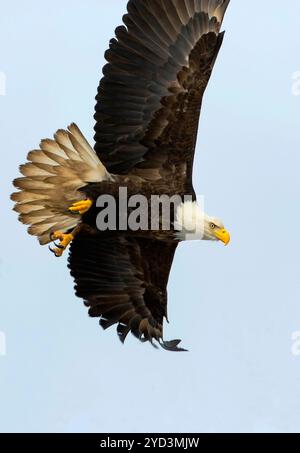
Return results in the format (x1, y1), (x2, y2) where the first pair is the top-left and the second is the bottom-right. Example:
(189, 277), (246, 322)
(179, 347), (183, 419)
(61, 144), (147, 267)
(174, 201), (230, 245)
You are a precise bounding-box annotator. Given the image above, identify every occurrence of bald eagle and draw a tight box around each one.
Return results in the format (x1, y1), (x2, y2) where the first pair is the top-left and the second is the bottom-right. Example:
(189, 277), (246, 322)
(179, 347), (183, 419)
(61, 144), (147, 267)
(11, 0), (231, 351)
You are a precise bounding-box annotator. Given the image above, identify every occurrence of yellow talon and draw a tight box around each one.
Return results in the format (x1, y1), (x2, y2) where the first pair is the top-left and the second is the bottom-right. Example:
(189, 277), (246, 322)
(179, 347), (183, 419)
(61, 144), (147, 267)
(69, 199), (93, 215)
(49, 231), (74, 258)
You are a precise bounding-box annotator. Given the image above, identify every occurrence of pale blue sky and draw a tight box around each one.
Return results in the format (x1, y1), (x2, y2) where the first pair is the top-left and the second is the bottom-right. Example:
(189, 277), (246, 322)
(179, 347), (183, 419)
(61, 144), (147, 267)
(1, 0), (300, 433)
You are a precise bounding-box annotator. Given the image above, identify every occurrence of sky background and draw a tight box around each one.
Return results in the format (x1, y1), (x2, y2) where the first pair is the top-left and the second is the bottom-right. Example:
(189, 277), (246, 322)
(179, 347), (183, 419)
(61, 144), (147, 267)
(1, 0), (300, 433)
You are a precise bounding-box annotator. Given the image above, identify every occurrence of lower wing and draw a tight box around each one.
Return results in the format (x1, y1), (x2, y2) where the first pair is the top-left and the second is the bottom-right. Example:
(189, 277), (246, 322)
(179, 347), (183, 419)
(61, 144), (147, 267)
(68, 232), (185, 351)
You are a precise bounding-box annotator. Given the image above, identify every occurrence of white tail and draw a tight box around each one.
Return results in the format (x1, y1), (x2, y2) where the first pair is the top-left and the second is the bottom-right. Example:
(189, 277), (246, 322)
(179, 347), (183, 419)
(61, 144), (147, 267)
(11, 123), (109, 245)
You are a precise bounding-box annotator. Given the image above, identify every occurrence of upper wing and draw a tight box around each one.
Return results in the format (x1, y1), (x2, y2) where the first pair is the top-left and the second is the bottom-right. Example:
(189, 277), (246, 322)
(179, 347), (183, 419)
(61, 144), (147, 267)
(94, 0), (230, 178)
(68, 233), (183, 350)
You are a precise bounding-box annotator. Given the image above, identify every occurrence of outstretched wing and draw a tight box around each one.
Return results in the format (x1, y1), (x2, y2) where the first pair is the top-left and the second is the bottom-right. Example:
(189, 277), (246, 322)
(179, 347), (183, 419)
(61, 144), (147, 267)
(94, 0), (230, 178)
(68, 233), (183, 350)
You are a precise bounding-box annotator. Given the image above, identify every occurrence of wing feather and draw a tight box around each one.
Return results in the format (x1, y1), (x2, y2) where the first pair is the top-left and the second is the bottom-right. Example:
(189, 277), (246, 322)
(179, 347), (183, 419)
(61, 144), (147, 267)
(68, 233), (182, 350)
(94, 0), (230, 178)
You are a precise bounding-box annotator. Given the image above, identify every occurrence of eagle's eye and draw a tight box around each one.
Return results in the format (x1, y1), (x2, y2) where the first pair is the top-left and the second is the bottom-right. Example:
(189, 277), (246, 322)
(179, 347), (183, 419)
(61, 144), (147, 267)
(210, 223), (216, 229)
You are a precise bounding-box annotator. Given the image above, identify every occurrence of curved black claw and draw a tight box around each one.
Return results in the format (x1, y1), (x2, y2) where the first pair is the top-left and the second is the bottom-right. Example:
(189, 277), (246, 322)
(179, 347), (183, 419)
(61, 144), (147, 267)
(54, 242), (65, 250)
(48, 246), (61, 258)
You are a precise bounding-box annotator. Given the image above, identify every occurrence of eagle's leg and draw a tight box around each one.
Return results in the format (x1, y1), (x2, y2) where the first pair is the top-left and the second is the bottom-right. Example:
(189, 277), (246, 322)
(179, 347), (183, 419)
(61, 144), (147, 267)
(68, 199), (93, 215)
(49, 199), (93, 257)
(49, 231), (75, 258)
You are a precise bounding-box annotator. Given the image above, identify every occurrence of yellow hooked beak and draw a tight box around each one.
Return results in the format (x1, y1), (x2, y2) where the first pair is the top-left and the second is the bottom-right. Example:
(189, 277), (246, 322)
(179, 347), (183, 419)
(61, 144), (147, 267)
(214, 228), (231, 246)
